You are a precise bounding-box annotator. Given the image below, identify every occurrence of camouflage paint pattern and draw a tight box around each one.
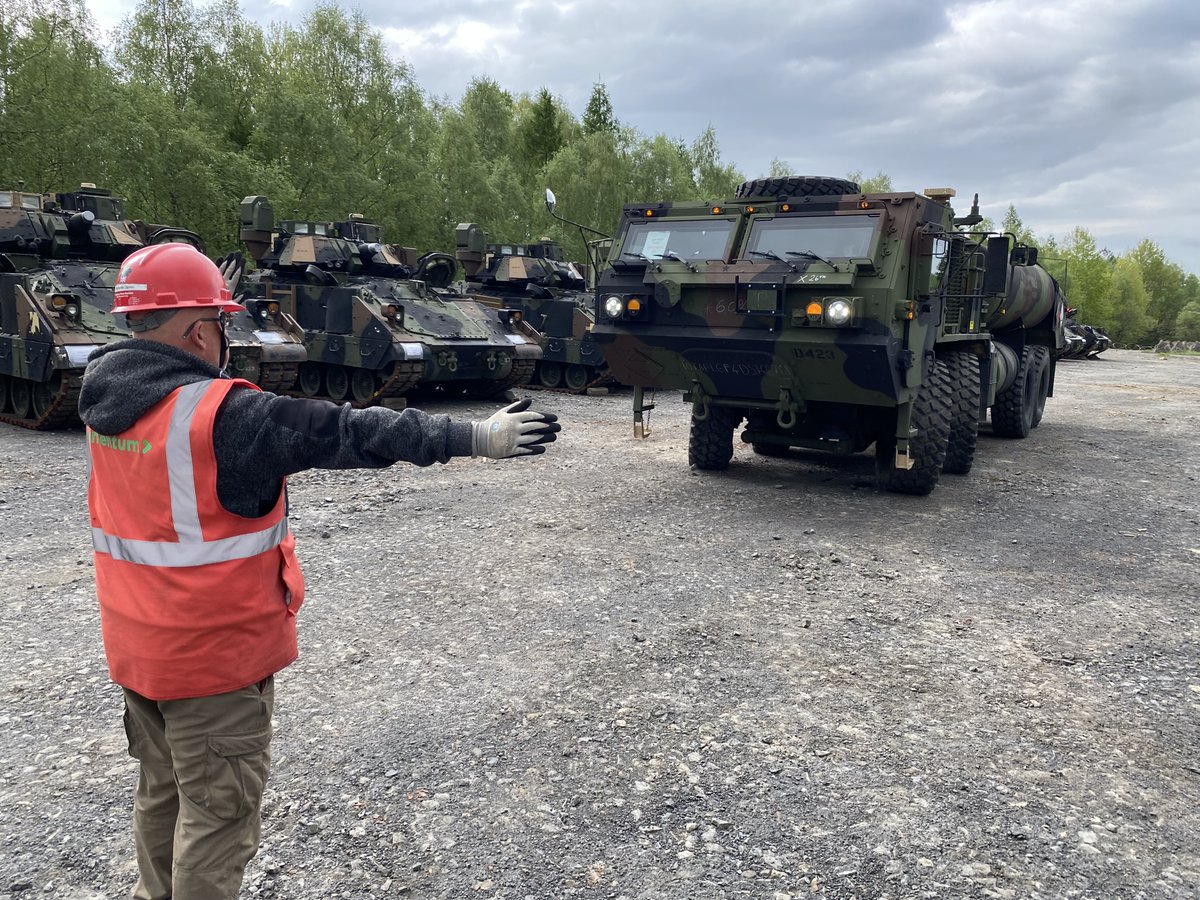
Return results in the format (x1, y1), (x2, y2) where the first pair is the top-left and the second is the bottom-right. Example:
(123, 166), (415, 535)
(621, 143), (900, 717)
(0, 185), (307, 429)
(455, 223), (611, 392)
(591, 180), (1064, 468)
(238, 197), (539, 406)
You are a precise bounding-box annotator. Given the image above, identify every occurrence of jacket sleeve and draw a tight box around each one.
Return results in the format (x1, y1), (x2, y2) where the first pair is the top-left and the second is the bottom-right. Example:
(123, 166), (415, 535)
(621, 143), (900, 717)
(211, 388), (476, 518)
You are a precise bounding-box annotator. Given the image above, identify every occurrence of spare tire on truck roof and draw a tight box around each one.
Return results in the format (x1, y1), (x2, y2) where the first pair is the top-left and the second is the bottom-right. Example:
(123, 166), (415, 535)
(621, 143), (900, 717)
(734, 176), (861, 200)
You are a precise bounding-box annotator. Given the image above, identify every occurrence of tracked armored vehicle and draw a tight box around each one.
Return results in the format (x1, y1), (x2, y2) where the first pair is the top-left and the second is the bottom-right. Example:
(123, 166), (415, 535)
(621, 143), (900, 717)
(1059, 309), (1110, 359)
(455, 224), (612, 391)
(0, 184), (306, 429)
(591, 175), (1065, 495)
(237, 197), (539, 405)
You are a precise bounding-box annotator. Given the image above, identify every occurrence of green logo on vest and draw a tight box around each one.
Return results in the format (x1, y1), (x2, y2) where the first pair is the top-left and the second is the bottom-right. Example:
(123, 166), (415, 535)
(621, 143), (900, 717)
(89, 431), (152, 455)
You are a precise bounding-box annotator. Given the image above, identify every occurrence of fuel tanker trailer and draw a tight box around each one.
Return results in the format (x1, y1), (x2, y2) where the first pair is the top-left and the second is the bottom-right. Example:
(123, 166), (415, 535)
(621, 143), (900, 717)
(237, 196), (540, 405)
(0, 183), (306, 430)
(589, 176), (1065, 495)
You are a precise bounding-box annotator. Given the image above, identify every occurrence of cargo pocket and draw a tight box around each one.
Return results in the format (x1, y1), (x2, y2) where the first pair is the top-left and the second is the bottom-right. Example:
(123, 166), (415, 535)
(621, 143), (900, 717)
(205, 729), (272, 820)
(122, 705), (142, 760)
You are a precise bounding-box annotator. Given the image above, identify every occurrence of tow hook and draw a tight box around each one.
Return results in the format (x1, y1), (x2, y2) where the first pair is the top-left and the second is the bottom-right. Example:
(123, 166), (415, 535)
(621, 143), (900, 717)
(776, 389), (798, 429)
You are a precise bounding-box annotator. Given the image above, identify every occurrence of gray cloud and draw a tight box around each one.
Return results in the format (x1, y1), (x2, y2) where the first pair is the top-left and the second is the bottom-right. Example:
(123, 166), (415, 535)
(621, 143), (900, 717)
(88, 0), (1200, 271)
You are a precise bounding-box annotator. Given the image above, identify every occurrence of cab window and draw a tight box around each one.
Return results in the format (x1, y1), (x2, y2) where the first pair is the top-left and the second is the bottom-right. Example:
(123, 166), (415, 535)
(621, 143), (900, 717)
(745, 214), (879, 259)
(619, 218), (737, 261)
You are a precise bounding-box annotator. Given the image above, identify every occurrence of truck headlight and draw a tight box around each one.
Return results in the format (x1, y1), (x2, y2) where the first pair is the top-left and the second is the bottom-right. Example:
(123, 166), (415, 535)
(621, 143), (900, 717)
(826, 299), (853, 326)
(604, 295), (625, 319)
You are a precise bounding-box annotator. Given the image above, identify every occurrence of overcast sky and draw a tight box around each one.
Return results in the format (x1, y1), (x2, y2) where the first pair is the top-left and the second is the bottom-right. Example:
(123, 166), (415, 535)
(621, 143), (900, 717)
(86, 0), (1199, 274)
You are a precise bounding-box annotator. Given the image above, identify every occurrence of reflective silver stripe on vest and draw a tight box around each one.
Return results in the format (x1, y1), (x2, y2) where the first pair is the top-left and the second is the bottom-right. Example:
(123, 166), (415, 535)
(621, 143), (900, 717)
(93, 379), (289, 567)
(167, 381), (209, 542)
(92, 519), (289, 567)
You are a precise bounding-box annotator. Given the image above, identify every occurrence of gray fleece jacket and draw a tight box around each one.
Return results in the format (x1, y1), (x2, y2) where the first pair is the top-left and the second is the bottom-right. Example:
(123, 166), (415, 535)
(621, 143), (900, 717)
(80, 340), (475, 518)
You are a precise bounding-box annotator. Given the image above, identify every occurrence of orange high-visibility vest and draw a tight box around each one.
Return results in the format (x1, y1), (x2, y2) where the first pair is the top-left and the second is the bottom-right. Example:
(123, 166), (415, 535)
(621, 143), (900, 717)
(88, 378), (305, 700)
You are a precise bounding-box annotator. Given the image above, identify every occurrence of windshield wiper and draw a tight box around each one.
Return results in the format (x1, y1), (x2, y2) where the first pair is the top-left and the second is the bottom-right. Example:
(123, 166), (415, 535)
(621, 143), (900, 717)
(786, 249), (839, 271)
(660, 250), (698, 271)
(747, 249), (787, 262)
(621, 251), (652, 261)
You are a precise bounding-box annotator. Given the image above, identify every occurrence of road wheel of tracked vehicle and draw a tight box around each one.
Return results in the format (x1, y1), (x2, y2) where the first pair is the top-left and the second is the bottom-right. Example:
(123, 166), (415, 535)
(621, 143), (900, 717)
(32, 374), (60, 421)
(992, 347), (1042, 438)
(351, 368), (379, 405)
(298, 362), (323, 398)
(325, 365), (350, 403)
(1030, 347), (1051, 428)
(537, 362), (563, 389)
(875, 358), (952, 495)
(688, 406), (744, 471)
(941, 350), (981, 475)
(564, 364), (589, 392)
(734, 176), (861, 200)
(9, 377), (32, 419)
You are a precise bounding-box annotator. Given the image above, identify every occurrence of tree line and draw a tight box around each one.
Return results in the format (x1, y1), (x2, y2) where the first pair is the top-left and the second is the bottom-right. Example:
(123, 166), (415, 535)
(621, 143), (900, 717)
(2, 0), (1196, 344)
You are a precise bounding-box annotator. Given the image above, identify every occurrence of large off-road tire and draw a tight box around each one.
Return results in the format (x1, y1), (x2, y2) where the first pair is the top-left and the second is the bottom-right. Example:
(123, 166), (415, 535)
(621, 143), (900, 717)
(875, 359), (952, 495)
(688, 406), (744, 471)
(941, 350), (981, 475)
(734, 176), (861, 200)
(992, 346), (1043, 438)
(1029, 346), (1051, 427)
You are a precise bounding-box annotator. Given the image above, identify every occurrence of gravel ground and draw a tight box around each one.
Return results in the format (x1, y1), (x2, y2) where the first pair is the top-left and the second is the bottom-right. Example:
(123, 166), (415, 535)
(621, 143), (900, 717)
(1, 348), (1198, 900)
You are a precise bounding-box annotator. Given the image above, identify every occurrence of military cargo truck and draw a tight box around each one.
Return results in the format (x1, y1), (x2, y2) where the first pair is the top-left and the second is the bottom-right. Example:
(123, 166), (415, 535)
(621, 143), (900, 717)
(0, 184), (306, 429)
(238, 197), (539, 405)
(455, 223), (612, 391)
(591, 175), (1065, 495)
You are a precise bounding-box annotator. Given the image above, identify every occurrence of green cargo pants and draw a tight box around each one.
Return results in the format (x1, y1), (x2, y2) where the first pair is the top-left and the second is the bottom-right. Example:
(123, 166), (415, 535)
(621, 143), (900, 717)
(121, 678), (274, 900)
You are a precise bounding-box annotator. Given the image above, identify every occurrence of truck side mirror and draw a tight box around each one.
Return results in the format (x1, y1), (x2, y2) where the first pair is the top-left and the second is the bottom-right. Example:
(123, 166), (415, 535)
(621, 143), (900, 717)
(983, 236), (1010, 295)
(544, 188), (556, 215)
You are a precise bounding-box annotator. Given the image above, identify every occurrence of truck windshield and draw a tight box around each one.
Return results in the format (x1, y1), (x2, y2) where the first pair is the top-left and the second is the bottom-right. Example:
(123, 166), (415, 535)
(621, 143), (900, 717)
(619, 218), (737, 262)
(745, 214), (879, 260)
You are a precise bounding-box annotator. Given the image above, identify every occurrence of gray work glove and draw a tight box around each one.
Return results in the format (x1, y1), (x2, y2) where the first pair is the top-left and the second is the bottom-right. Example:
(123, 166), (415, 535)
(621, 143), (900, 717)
(472, 398), (561, 458)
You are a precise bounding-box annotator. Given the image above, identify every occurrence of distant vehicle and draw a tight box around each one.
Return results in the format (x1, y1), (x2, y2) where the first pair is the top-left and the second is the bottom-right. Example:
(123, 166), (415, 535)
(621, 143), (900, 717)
(590, 176), (1065, 494)
(236, 197), (540, 405)
(455, 223), (613, 391)
(0, 184), (305, 429)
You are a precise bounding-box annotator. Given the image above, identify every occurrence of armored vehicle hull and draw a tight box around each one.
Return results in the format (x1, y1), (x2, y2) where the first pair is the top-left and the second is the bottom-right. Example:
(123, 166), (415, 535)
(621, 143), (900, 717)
(0, 185), (306, 429)
(592, 176), (1064, 494)
(239, 197), (538, 406)
(455, 224), (613, 392)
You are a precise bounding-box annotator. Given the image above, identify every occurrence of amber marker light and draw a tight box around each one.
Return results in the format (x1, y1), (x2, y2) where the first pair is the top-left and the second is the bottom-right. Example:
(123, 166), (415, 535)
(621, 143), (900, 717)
(50, 294), (69, 311)
(745, 206), (755, 215)
(711, 206), (722, 215)
(859, 200), (871, 209)
(806, 301), (824, 317)
(644, 209), (655, 217)
(627, 299), (643, 314)
(781, 204), (791, 212)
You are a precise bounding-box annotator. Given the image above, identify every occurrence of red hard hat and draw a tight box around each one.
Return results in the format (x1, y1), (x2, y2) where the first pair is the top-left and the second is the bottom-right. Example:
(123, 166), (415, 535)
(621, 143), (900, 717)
(112, 243), (245, 314)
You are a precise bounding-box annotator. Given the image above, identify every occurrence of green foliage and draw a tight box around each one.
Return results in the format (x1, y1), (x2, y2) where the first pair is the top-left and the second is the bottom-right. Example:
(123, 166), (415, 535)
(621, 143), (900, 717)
(2, 0), (1193, 329)
(1107, 256), (1155, 344)
(517, 87), (566, 173)
(0, 0), (119, 189)
(1175, 299), (1200, 340)
(1059, 227), (1113, 327)
(846, 170), (892, 193)
(581, 82), (616, 136)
